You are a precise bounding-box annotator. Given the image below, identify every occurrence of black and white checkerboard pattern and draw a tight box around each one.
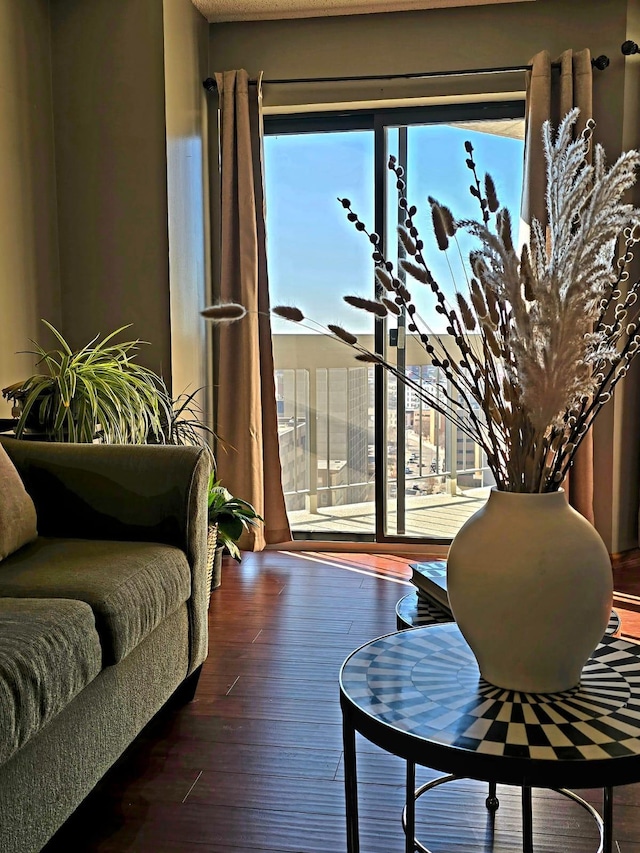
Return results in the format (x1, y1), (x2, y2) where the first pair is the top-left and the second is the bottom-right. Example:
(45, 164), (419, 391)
(396, 592), (453, 628)
(341, 622), (640, 761)
(396, 591), (622, 637)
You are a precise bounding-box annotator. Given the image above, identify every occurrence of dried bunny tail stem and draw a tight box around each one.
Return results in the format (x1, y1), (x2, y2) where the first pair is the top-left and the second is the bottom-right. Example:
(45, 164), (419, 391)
(497, 208), (514, 253)
(344, 295), (388, 317)
(354, 352), (382, 363)
(381, 297), (401, 315)
(327, 324), (358, 345)
(482, 322), (502, 357)
(456, 293), (476, 331)
(398, 226), (417, 256)
(430, 202), (450, 251)
(427, 195), (458, 240)
(201, 302), (247, 322)
(438, 203), (457, 236)
(375, 267), (395, 291)
(482, 277), (501, 327)
(272, 305), (305, 322)
(396, 283), (412, 303)
(469, 278), (488, 319)
(484, 174), (499, 213)
(400, 259), (432, 285)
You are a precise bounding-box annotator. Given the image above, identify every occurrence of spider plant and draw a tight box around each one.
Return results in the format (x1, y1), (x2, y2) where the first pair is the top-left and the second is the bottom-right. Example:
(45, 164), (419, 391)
(151, 378), (216, 465)
(2, 321), (169, 443)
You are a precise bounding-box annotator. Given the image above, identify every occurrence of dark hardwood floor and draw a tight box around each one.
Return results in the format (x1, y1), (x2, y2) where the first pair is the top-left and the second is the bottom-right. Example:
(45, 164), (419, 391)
(43, 550), (640, 852)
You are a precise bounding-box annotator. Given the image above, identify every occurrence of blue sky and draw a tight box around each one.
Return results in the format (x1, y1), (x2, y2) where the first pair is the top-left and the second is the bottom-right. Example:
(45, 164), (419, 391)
(264, 124), (524, 335)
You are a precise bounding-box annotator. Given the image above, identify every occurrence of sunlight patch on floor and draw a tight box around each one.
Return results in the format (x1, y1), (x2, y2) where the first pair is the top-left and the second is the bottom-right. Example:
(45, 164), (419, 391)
(280, 550), (414, 585)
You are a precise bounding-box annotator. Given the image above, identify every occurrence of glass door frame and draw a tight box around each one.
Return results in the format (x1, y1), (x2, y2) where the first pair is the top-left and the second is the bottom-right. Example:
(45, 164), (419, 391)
(265, 99), (525, 544)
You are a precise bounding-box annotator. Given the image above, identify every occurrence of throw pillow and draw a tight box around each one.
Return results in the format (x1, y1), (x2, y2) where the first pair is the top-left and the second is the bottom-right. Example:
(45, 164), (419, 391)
(0, 444), (37, 560)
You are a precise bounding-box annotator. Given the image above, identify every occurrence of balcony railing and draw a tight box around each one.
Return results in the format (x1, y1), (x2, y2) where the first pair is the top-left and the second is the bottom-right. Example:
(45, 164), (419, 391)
(273, 333), (492, 538)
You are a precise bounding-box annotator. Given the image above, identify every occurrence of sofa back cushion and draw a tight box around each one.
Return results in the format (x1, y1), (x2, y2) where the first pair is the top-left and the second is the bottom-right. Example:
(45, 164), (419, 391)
(0, 444), (37, 560)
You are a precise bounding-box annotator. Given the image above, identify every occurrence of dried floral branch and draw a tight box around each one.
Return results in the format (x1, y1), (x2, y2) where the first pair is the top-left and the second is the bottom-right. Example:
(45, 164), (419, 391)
(333, 110), (640, 492)
(202, 109), (640, 495)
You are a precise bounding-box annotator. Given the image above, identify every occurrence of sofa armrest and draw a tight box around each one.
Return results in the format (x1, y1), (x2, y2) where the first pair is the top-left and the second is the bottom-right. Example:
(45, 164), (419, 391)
(0, 437), (211, 672)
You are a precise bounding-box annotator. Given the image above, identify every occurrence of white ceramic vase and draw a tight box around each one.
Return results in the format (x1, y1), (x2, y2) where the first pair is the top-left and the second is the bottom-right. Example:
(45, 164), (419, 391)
(447, 488), (613, 693)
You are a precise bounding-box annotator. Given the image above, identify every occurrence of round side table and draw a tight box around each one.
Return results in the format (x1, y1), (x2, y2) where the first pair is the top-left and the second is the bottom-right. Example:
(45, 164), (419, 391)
(340, 623), (640, 853)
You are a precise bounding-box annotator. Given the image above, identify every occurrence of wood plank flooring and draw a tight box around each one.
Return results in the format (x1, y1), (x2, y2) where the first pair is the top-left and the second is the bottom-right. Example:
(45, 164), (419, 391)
(43, 550), (640, 852)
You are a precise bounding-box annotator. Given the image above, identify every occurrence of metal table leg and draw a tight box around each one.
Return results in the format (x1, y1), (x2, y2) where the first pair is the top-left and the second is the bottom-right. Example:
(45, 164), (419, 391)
(522, 785), (533, 853)
(486, 781), (499, 812)
(405, 760), (416, 853)
(603, 787), (613, 853)
(343, 715), (359, 853)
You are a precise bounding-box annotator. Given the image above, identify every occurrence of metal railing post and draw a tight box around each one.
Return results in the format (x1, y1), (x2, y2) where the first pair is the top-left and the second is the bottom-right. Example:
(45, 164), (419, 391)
(308, 368), (319, 514)
(446, 376), (457, 497)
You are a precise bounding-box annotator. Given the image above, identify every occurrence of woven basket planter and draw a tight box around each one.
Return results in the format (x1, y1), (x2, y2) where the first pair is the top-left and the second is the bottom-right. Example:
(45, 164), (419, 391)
(206, 524), (223, 593)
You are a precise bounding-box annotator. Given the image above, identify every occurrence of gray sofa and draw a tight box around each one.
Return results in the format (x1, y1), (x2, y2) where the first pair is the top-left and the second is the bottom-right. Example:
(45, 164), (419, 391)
(0, 437), (210, 853)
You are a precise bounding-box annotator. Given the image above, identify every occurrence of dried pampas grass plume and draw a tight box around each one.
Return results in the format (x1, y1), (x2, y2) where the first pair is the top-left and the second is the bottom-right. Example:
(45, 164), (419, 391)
(201, 303), (247, 322)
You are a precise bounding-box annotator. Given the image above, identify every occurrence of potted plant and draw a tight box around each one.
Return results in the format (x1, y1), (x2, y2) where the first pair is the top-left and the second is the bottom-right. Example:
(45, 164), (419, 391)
(149, 378), (216, 466)
(206, 474), (262, 590)
(2, 321), (168, 443)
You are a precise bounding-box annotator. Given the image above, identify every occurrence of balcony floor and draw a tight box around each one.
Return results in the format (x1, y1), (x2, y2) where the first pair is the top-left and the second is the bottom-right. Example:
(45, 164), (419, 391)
(288, 487), (491, 539)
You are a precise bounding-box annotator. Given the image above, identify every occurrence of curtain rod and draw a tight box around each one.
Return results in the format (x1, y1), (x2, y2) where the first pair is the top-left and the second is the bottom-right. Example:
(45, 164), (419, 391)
(202, 56), (610, 91)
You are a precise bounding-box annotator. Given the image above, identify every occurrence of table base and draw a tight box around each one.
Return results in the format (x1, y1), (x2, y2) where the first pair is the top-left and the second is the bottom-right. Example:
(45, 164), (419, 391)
(400, 773), (610, 853)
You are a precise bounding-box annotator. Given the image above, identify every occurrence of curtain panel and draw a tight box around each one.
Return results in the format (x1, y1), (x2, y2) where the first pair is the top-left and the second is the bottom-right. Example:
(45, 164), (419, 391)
(521, 49), (594, 524)
(213, 69), (291, 548)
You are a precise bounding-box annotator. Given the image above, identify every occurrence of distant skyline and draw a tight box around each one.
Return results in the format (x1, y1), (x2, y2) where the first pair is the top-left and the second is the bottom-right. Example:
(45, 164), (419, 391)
(264, 123), (524, 336)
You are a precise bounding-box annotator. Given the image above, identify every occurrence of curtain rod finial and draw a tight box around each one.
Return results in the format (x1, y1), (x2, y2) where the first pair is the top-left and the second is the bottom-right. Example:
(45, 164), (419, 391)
(203, 77), (216, 92)
(622, 40), (640, 56)
(592, 55), (610, 70)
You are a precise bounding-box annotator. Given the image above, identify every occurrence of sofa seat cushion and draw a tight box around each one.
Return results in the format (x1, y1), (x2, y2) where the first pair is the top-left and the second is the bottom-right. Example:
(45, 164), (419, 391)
(0, 538), (191, 665)
(0, 597), (102, 766)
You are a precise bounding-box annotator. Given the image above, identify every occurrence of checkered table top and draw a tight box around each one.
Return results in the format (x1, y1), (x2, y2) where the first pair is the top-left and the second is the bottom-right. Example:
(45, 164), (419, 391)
(395, 592), (622, 637)
(340, 623), (640, 787)
(396, 592), (453, 627)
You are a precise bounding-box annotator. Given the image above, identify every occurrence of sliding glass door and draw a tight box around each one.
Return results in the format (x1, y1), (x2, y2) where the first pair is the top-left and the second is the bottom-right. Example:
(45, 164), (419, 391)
(265, 125), (376, 536)
(264, 103), (525, 542)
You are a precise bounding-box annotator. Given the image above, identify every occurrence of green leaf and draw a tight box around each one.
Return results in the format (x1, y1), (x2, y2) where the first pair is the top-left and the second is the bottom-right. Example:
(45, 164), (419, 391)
(40, 320), (73, 355)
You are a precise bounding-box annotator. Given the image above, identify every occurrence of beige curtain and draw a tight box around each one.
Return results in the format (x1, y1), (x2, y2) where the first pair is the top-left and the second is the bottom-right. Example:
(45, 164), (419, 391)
(521, 49), (594, 523)
(213, 69), (291, 548)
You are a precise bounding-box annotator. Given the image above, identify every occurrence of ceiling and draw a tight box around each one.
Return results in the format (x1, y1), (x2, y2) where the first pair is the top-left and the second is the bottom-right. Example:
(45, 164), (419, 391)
(192, 0), (534, 24)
